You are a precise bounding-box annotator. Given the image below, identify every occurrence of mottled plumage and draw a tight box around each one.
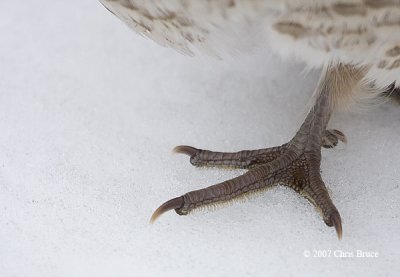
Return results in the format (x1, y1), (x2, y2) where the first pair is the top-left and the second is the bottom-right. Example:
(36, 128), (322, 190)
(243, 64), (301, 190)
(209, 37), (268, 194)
(100, 0), (400, 87)
(99, 0), (400, 239)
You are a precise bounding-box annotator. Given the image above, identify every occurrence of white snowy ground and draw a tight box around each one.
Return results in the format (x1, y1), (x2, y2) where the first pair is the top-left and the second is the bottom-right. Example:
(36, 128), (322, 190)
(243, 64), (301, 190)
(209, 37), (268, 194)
(1, 1), (400, 276)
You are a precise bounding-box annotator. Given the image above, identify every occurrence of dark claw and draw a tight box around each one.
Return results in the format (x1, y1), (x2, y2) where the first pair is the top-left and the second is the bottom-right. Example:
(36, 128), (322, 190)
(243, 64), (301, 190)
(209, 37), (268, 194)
(322, 129), (347, 148)
(329, 212), (343, 240)
(332, 129), (347, 144)
(173, 145), (199, 157)
(150, 196), (184, 223)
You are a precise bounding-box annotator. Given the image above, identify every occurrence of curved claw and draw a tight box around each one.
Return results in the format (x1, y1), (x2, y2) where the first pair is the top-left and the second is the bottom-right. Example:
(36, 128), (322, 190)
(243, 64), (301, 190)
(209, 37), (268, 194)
(330, 212), (343, 240)
(173, 145), (199, 157)
(331, 129), (347, 144)
(149, 196), (184, 224)
(322, 129), (347, 148)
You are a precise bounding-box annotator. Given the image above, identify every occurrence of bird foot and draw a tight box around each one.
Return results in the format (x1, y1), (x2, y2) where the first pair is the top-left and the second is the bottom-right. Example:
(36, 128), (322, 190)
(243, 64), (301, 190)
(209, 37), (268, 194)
(149, 64), (377, 240)
(150, 127), (345, 239)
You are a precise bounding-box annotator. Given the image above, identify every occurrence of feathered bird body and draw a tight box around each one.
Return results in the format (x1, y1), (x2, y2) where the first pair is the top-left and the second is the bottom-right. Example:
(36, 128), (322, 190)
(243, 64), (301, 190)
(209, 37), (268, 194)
(100, 0), (400, 88)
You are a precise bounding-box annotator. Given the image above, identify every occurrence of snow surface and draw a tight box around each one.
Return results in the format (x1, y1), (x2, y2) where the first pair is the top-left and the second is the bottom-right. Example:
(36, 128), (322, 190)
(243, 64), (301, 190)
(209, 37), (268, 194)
(1, 1), (400, 276)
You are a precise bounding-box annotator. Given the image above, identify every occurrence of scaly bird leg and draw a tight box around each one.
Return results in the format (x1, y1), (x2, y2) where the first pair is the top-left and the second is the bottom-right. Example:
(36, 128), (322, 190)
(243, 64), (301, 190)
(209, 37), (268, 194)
(173, 144), (289, 169)
(151, 64), (363, 239)
(173, 129), (345, 170)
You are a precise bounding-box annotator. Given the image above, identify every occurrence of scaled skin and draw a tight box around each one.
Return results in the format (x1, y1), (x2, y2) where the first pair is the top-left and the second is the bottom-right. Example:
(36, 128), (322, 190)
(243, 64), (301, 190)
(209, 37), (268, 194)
(99, 0), (400, 238)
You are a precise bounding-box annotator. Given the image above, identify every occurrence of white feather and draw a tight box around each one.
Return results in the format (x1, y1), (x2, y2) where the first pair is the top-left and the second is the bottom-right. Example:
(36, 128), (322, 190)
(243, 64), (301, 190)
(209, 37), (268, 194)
(99, 0), (400, 95)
